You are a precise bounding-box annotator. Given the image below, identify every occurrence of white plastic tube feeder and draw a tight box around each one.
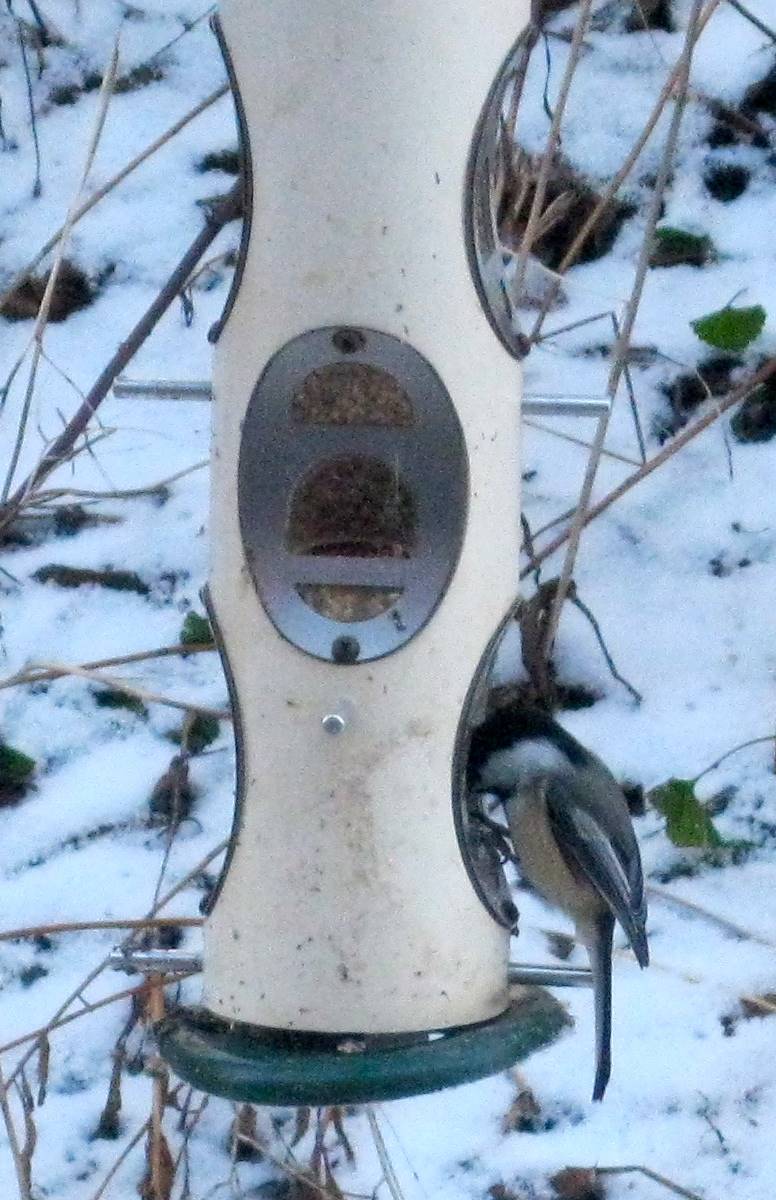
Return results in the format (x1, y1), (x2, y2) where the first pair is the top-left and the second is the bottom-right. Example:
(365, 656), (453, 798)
(158, 0), (567, 1105)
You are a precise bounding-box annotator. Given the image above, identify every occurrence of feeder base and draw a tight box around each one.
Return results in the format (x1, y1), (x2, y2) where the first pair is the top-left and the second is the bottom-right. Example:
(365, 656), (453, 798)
(157, 989), (569, 1105)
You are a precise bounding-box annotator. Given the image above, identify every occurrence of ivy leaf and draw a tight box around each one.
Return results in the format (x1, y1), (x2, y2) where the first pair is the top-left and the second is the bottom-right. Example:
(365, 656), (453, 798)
(691, 304), (766, 352)
(180, 611), (213, 646)
(651, 778), (725, 848)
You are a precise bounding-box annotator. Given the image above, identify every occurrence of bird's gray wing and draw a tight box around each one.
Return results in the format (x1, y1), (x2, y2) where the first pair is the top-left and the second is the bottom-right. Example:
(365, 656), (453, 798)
(544, 776), (649, 967)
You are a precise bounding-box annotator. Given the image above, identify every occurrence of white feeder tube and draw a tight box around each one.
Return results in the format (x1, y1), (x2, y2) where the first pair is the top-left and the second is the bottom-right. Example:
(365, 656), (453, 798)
(206, 0), (530, 1034)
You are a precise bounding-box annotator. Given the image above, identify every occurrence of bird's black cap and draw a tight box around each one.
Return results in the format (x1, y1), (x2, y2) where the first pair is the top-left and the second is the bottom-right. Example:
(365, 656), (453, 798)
(466, 704), (592, 787)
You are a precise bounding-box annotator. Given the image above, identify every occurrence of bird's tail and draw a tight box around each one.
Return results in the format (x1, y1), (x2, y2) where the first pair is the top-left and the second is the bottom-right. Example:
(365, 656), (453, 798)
(588, 911), (614, 1102)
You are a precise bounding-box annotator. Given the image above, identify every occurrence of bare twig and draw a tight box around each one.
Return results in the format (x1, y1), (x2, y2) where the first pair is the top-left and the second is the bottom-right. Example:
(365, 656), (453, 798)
(648, 885), (776, 948)
(130, 4), (217, 74)
(611, 311), (646, 463)
(94, 1002), (139, 1140)
(522, 358), (776, 578)
(0, 642), (215, 694)
(2, 36), (119, 503)
(540, 409), (608, 652)
(22, 661), (230, 719)
(150, 754), (190, 905)
(0, 1058), (31, 1200)
(696, 90), (772, 145)
(15, 1073), (36, 1200)
(569, 588), (643, 704)
(522, 417), (641, 465)
(0, 916), (203, 944)
(597, 1164), (706, 1200)
(529, 504), (577, 542)
(25, 0), (56, 44)
(172, 1091), (210, 1200)
(725, 0), (776, 43)
(88, 1120), (151, 1200)
(691, 735), (776, 783)
(0, 85), (229, 316)
(0, 181), (241, 534)
(2, 840), (226, 1091)
(235, 1132), (369, 1200)
(367, 1107), (406, 1200)
(512, 0), (594, 300)
(28, 458), (208, 505)
(518, 577), (562, 705)
(608, 5), (703, 403)
(540, 0), (705, 659)
(147, 979), (170, 1200)
(528, 0), (725, 343)
(13, 9), (42, 197)
(0, 978), (196, 1058)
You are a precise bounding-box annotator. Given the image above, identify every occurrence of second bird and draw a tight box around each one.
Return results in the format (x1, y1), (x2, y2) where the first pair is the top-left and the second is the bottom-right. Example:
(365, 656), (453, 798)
(468, 704), (649, 1101)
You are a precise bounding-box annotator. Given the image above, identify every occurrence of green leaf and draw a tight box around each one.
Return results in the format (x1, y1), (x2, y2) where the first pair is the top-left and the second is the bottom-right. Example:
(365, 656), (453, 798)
(691, 304), (766, 352)
(169, 714), (220, 755)
(650, 227), (715, 268)
(651, 778), (725, 849)
(0, 743), (36, 789)
(180, 611), (213, 646)
(91, 687), (148, 718)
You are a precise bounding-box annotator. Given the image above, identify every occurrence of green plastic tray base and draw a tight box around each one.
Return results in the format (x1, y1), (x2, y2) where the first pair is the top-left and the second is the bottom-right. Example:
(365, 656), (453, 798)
(157, 989), (569, 1105)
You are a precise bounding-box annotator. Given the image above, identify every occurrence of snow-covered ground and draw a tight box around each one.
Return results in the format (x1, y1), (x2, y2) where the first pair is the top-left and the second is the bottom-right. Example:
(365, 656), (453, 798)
(1, 1), (775, 1197)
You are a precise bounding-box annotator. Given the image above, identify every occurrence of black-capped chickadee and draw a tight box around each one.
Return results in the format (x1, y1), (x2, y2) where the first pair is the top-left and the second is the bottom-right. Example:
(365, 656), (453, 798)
(467, 705), (648, 1101)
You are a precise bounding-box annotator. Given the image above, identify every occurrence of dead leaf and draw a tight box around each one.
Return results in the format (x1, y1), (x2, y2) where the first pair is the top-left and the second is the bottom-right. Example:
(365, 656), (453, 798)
(550, 1167), (605, 1200)
(291, 1106), (312, 1147)
(741, 992), (776, 1018)
(229, 1103), (263, 1162)
(502, 1084), (543, 1134)
(139, 1129), (175, 1200)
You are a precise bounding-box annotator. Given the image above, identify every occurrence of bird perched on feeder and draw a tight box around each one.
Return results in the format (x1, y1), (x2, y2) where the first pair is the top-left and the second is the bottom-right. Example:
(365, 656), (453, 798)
(467, 704), (648, 1101)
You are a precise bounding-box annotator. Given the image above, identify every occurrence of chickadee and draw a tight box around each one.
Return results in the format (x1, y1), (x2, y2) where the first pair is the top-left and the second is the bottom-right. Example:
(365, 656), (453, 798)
(467, 705), (648, 1101)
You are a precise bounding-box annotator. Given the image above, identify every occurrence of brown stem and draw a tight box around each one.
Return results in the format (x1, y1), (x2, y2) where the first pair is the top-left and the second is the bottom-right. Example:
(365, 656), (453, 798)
(0, 916), (203, 944)
(522, 358), (776, 578)
(0, 980), (193, 1058)
(540, 0), (706, 654)
(691, 735), (776, 783)
(528, 0), (724, 342)
(648, 885), (776, 948)
(0, 643), (215, 694)
(88, 1121), (151, 1200)
(22, 661), (230, 720)
(512, 0), (594, 301)
(597, 1164), (705, 1200)
(1, 839), (226, 1092)
(0, 85), (229, 316)
(147, 980), (169, 1200)
(0, 183), (241, 534)
(29, 457), (208, 505)
(0, 1060), (31, 1200)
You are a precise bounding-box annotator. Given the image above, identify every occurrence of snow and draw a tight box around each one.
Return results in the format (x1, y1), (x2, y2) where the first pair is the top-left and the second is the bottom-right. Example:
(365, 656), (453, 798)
(1, 1), (776, 1198)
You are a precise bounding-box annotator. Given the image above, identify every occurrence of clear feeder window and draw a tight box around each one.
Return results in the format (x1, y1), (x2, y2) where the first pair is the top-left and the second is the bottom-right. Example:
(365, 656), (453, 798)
(287, 455), (417, 624)
(292, 363), (414, 427)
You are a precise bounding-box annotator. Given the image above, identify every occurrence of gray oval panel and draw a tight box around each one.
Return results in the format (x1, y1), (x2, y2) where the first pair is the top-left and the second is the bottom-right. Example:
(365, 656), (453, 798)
(237, 327), (468, 664)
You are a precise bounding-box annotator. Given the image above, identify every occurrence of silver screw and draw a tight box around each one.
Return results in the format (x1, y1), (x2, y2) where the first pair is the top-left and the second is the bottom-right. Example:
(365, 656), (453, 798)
(322, 713), (347, 735)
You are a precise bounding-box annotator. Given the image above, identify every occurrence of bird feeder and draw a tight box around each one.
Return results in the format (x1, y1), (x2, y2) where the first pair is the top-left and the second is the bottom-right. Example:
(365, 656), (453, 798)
(157, 0), (569, 1105)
